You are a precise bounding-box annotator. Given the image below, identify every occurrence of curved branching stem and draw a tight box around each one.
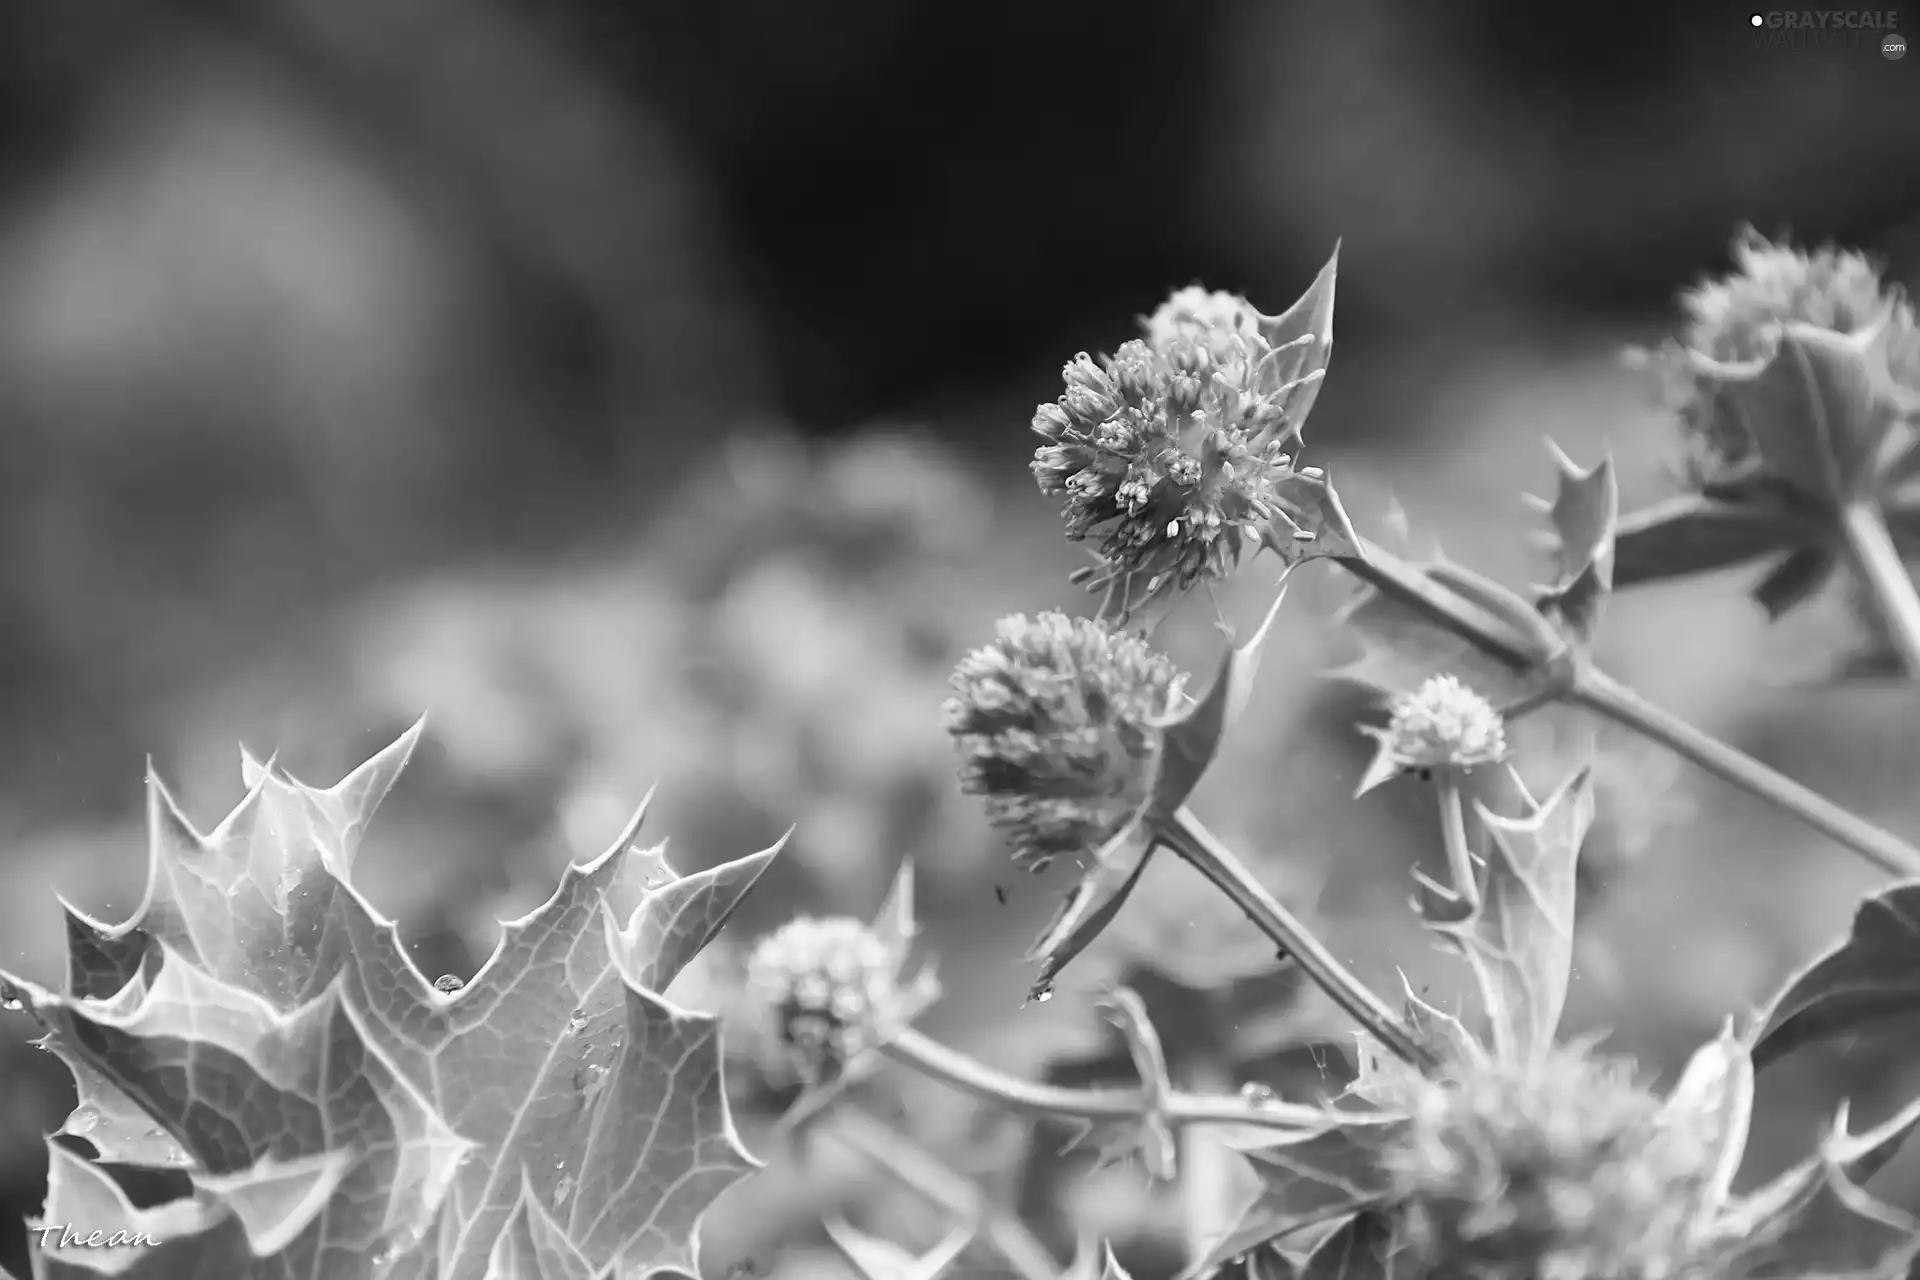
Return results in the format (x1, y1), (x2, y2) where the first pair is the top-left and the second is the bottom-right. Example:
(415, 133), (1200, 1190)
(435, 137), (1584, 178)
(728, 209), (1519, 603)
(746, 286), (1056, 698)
(880, 1028), (1328, 1132)
(1154, 806), (1438, 1072)
(1568, 668), (1920, 878)
(1334, 541), (1920, 880)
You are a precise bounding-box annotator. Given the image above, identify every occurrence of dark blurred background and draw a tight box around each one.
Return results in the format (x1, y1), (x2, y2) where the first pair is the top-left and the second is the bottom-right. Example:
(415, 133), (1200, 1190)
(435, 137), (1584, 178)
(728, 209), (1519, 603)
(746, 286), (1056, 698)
(1, 1), (1918, 1275)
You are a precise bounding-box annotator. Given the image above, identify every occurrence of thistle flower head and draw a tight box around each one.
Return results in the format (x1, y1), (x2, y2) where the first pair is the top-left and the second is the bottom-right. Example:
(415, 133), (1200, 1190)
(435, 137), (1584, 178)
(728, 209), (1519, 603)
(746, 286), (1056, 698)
(745, 916), (902, 1074)
(1657, 227), (1920, 485)
(1145, 286), (1266, 362)
(944, 612), (1186, 874)
(1030, 285), (1309, 601)
(1384, 1044), (1716, 1279)
(1379, 674), (1508, 773)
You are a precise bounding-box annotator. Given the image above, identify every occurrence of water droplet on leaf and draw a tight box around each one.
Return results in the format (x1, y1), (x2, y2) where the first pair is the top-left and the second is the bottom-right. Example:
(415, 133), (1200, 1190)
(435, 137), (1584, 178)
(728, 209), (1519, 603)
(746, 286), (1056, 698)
(433, 974), (464, 994)
(575, 1062), (610, 1109)
(1238, 1082), (1278, 1105)
(69, 1105), (100, 1134)
(568, 1008), (589, 1032)
(1032, 986), (1054, 1004)
(552, 1172), (576, 1209)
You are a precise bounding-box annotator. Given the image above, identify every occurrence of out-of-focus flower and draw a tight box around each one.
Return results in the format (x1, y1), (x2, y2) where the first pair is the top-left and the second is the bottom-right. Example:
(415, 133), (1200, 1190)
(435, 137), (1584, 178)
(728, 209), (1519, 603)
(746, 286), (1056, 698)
(1647, 227), (1920, 488)
(944, 612), (1186, 874)
(745, 917), (906, 1078)
(1030, 286), (1314, 601)
(1381, 1043), (1709, 1280)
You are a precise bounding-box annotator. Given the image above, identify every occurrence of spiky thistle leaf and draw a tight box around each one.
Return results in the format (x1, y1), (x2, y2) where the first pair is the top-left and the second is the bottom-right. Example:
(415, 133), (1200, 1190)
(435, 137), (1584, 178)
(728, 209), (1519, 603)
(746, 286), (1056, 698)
(1752, 880), (1920, 1072)
(1432, 768), (1596, 1068)
(1193, 1115), (1407, 1275)
(2, 725), (783, 1280)
(1706, 1094), (1920, 1278)
(1526, 445), (1618, 645)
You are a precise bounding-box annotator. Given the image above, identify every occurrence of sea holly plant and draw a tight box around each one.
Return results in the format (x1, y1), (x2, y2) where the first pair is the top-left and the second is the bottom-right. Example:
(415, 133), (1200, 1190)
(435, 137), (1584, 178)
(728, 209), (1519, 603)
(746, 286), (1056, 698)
(15, 232), (1920, 1280)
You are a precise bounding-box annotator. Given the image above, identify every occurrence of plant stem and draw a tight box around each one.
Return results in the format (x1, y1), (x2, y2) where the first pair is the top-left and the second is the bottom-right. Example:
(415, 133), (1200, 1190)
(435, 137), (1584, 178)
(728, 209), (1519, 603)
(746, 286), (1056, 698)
(1333, 541), (1920, 880)
(1434, 775), (1480, 912)
(1154, 806), (1438, 1072)
(1178, 1057), (1236, 1267)
(1569, 668), (1920, 878)
(1838, 497), (1920, 681)
(829, 1107), (1061, 1280)
(881, 1028), (1327, 1132)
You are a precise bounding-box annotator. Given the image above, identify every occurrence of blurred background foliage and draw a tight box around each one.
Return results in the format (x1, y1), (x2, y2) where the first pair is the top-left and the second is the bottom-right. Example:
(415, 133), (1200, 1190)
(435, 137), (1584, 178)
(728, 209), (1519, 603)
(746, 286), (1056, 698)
(0, 1), (1917, 1275)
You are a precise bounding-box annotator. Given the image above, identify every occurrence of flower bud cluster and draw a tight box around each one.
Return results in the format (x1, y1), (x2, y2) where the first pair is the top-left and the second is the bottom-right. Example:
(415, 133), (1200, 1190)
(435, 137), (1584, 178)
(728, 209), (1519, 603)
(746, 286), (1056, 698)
(944, 612), (1184, 873)
(1379, 674), (1508, 774)
(1030, 289), (1307, 597)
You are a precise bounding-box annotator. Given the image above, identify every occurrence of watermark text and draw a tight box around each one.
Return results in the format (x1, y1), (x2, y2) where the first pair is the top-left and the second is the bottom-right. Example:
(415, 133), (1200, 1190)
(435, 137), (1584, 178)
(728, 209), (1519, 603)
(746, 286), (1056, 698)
(32, 1223), (163, 1250)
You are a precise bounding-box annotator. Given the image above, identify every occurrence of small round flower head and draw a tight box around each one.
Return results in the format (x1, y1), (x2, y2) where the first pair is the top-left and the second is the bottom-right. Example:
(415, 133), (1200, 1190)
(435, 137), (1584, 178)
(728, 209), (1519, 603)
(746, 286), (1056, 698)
(1658, 227), (1920, 485)
(1144, 286), (1266, 363)
(1383, 1045), (1716, 1279)
(745, 917), (901, 1075)
(944, 612), (1186, 874)
(1030, 285), (1305, 601)
(1380, 675), (1507, 773)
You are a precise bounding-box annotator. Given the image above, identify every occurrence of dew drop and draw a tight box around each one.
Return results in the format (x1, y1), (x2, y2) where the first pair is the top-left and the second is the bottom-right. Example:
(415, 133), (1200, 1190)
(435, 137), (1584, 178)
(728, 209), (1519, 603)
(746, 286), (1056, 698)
(568, 1008), (589, 1032)
(68, 1105), (101, 1134)
(1238, 1082), (1278, 1105)
(576, 1062), (610, 1109)
(0, 986), (24, 1012)
(552, 1171), (576, 1210)
(163, 1147), (192, 1167)
(1032, 986), (1054, 1004)
(433, 974), (464, 994)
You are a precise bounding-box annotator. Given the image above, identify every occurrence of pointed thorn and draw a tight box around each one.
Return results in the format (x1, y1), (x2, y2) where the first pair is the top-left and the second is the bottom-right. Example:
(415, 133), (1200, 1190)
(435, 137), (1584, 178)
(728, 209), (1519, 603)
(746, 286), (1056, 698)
(606, 785), (660, 860)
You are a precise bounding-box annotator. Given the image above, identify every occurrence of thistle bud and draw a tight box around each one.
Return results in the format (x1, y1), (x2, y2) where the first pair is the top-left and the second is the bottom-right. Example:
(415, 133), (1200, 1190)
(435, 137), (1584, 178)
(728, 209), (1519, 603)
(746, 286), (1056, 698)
(1380, 675), (1508, 774)
(745, 917), (901, 1075)
(944, 612), (1185, 873)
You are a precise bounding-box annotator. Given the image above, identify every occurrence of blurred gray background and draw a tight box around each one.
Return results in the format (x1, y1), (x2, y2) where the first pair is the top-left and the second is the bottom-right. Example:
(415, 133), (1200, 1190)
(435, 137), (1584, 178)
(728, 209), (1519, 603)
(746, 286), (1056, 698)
(1, 1), (1917, 1275)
